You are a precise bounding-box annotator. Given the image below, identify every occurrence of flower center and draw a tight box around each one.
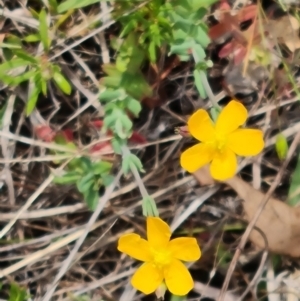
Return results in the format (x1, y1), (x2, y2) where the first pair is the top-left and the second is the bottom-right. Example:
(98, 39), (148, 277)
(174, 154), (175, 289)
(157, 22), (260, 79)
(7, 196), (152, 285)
(214, 133), (227, 152)
(152, 249), (172, 268)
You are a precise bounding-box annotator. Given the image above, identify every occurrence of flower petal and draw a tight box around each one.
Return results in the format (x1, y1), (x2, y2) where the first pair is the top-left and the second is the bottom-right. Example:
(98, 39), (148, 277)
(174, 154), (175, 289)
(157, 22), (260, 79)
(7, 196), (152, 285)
(164, 259), (194, 296)
(118, 233), (152, 261)
(131, 262), (163, 294)
(216, 100), (248, 135)
(187, 109), (215, 142)
(210, 147), (237, 180)
(227, 129), (264, 156)
(147, 217), (171, 249)
(168, 237), (201, 261)
(180, 143), (215, 173)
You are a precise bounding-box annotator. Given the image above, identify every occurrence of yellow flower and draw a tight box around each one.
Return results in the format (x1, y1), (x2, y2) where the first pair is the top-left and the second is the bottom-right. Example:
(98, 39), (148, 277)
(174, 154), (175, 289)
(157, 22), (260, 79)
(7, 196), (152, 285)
(117, 217), (201, 296)
(180, 100), (264, 180)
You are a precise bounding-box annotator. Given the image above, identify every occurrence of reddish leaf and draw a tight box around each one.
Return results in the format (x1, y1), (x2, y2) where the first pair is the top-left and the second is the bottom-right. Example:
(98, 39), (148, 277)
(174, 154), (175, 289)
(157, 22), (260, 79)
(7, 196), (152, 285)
(90, 141), (113, 155)
(90, 120), (104, 129)
(35, 125), (56, 142)
(61, 129), (74, 141)
(209, 13), (238, 40)
(129, 132), (147, 144)
(219, 42), (247, 64)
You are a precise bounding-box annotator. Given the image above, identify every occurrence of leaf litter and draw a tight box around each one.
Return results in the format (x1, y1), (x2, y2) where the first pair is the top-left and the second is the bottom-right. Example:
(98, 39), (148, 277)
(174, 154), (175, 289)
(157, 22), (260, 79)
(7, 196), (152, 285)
(2, 0), (300, 300)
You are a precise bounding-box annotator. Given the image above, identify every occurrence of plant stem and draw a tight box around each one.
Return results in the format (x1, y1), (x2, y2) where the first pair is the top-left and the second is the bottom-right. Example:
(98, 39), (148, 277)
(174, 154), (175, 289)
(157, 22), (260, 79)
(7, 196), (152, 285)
(192, 50), (221, 110)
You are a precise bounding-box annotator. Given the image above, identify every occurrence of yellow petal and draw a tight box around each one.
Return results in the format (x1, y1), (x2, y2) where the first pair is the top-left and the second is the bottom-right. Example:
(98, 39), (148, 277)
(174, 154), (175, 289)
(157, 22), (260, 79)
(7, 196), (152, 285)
(227, 129), (264, 156)
(118, 233), (152, 262)
(131, 262), (163, 294)
(187, 109), (215, 142)
(164, 259), (194, 296)
(216, 100), (247, 135)
(210, 148), (237, 180)
(168, 237), (201, 261)
(147, 217), (171, 249)
(180, 143), (215, 173)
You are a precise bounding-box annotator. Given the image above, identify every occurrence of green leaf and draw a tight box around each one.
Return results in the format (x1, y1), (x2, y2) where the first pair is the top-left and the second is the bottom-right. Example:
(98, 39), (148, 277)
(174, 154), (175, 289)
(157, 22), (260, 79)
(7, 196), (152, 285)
(121, 154), (131, 175)
(53, 71), (72, 95)
(0, 58), (31, 73)
(120, 72), (152, 99)
(276, 133), (288, 160)
(170, 40), (193, 54)
(122, 153), (144, 174)
(125, 97), (142, 117)
(0, 42), (22, 49)
(0, 102), (8, 129)
(288, 152), (300, 207)
(79, 157), (93, 171)
(83, 189), (99, 211)
(0, 69), (37, 86)
(49, 0), (58, 13)
(92, 161), (112, 175)
(111, 137), (124, 155)
(41, 77), (48, 96)
(142, 196), (159, 217)
(26, 80), (42, 116)
(39, 9), (50, 52)
(58, 0), (100, 13)
(148, 40), (157, 62)
(194, 24), (211, 47)
(102, 174), (114, 186)
(23, 34), (41, 42)
(4, 34), (23, 47)
(99, 88), (126, 103)
(53, 172), (81, 184)
(9, 283), (27, 301)
(115, 118), (128, 139)
(189, 0), (218, 9)
(77, 173), (95, 193)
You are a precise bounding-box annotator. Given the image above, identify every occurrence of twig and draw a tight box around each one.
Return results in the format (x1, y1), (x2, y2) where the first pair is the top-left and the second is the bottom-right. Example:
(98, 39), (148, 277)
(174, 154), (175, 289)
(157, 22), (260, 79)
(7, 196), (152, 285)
(0, 221), (105, 278)
(41, 170), (122, 301)
(218, 129), (300, 301)
(237, 250), (269, 301)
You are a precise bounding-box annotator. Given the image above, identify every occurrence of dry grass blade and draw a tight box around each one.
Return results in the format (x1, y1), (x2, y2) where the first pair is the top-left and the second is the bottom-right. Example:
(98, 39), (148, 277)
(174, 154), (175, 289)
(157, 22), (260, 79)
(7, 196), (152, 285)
(218, 129), (300, 300)
(41, 171), (122, 301)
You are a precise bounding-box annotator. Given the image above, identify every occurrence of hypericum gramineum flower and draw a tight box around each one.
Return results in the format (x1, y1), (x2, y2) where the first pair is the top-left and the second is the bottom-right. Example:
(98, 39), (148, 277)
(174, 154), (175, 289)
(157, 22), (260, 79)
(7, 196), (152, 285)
(180, 100), (264, 180)
(118, 217), (201, 296)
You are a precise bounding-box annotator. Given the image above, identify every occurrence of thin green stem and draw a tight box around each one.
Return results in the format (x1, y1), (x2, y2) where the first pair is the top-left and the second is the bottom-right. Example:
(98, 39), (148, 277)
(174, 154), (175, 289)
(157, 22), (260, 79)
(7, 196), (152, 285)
(192, 49), (221, 110)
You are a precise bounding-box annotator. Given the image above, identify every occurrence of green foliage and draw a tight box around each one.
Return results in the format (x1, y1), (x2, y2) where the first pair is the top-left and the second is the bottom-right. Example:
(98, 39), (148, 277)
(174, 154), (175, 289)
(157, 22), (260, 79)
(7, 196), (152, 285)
(58, 0), (101, 13)
(114, 0), (173, 63)
(287, 152), (300, 207)
(142, 196), (159, 217)
(122, 153), (144, 174)
(99, 87), (142, 141)
(170, 296), (186, 301)
(8, 283), (28, 301)
(0, 26), (71, 116)
(54, 158), (113, 210)
(275, 133), (288, 160)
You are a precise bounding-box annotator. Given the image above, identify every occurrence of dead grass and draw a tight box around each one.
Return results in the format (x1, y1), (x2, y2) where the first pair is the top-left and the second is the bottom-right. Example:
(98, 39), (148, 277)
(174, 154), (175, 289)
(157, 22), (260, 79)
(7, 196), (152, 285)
(1, 0), (300, 300)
